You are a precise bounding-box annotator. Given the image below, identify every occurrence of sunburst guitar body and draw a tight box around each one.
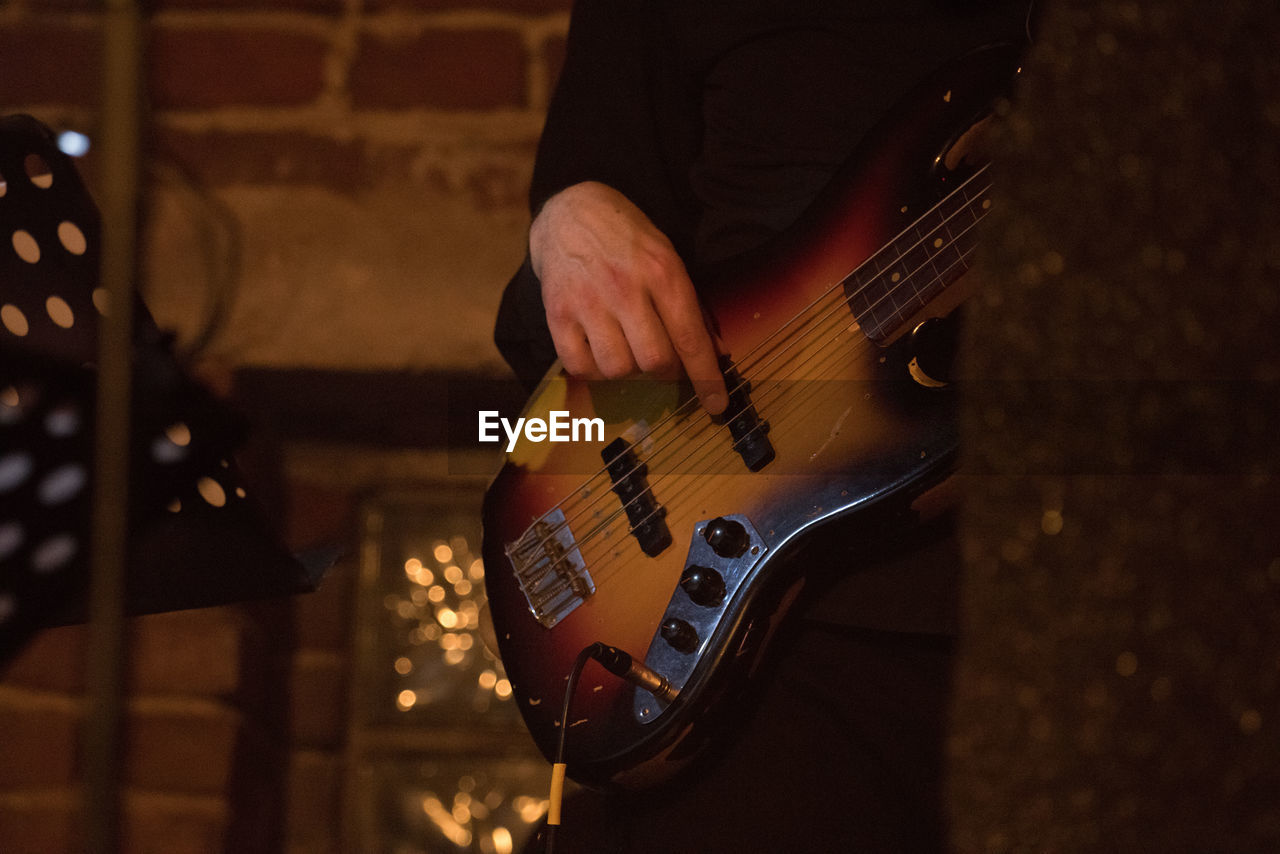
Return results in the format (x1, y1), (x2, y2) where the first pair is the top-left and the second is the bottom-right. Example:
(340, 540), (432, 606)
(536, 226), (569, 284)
(482, 45), (1019, 787)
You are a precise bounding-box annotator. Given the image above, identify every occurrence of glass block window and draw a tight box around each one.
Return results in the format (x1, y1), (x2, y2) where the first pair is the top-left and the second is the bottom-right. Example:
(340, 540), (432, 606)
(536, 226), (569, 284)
(351, 489), (547, 854)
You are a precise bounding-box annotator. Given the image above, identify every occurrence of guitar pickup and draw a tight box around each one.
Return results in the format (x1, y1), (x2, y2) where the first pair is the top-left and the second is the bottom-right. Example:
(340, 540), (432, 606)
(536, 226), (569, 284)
(714, 357), (775, 472)
(602, 437), (672, 557)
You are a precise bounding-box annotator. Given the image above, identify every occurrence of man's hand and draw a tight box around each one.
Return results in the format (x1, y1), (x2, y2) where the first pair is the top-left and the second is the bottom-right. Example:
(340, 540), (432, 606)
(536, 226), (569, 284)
(530, 181), (729, 416)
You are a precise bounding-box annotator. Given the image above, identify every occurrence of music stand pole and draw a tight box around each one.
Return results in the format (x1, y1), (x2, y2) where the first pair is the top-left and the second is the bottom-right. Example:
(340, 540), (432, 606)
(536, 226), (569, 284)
(83, 0), (142, 849)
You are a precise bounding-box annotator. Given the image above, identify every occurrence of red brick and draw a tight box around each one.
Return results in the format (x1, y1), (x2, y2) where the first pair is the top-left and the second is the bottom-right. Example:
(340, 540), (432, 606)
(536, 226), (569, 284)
(292, 559), (354, 652)
(350, 28), (526, 110)
(0, 794), (77, 854)
(364, 0), (569, 10)
(0, 694), (79, 787)
(288, 655), (346, 748)
(285, 751), (342, 851)
(124, 702), (240, 794)
(0, 23), (102, 108)
(360, 141), (534, 207)
(149, 27), (329, 109)
(155, 128), (365, 189)
(2, 625), (87, 692)
(542, 32), (567, 94)
(122, 793), (227, 854)
(128, 610), (242, 696)
(156, 0), (343, 11)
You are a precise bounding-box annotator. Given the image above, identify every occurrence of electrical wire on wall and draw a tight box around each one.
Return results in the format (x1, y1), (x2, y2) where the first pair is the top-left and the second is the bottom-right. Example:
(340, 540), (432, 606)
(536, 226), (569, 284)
(143, 158), (245, 365)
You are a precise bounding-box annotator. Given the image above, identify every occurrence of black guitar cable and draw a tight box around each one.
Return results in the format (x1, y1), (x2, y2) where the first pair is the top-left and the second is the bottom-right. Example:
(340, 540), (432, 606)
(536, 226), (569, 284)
(544, 642), (678, 853)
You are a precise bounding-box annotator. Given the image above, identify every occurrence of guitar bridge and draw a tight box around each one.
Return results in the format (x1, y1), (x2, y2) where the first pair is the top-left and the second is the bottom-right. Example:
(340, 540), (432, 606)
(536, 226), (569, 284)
(505, 508), (594, 628)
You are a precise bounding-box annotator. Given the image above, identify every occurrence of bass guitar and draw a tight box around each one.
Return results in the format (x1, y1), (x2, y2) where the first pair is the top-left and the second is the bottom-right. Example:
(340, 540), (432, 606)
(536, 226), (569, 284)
(482, 44), (1019, 787)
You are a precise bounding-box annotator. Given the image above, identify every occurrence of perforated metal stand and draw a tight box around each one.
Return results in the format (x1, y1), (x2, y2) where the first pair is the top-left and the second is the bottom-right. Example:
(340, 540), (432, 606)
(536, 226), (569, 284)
(0, 114), (320, 664)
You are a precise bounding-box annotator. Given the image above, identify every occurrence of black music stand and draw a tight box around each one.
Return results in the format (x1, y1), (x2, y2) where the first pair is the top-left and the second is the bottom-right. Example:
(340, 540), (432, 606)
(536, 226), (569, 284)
(0, 114), (323, 664)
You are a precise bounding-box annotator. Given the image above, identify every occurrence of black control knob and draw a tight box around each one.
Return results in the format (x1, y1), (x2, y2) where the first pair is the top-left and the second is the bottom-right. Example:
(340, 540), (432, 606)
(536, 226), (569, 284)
(680, 565), (726, 607)
(703, 517), (749, 558)
(660, 618), (699, 654)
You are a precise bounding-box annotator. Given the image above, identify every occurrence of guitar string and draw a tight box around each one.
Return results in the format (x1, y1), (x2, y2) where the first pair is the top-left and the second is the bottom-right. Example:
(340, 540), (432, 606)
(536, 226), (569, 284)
(524, 237), (980, 607)
(511, 172), (992, 595)
(540, 244), (980, 602)
(522, 230), (983, 606)
(512, 163), (994, 553)
(532, 164), (993, 538)
(540, 169), (991, 540)
(515, 177), (991, 601)
(555, 177), (988, 536)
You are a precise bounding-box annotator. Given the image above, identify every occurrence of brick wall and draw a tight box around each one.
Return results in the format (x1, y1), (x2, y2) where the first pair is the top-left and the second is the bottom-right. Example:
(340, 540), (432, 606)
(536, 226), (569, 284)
(0, 0), (569, 371)
(0, 603), (293, 853)
(0, 1), (569, 851)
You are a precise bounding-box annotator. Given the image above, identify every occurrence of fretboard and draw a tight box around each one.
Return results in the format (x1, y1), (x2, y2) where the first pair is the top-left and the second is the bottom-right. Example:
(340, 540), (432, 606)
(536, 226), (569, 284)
(845, 167), (991, 342)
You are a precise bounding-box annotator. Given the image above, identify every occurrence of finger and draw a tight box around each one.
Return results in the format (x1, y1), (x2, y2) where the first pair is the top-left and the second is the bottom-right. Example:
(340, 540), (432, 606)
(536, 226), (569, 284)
(580, 316), (637, 379)
(548, 320), (601, 379)
(651, 279), (728, 415)
(617, 300), (682, 379)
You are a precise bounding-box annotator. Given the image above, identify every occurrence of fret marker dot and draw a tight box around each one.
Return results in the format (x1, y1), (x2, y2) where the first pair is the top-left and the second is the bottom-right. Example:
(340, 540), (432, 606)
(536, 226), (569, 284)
(891, 272), (901, 283)
(933, 238), (944, 249)
(982, 199), (992, 210)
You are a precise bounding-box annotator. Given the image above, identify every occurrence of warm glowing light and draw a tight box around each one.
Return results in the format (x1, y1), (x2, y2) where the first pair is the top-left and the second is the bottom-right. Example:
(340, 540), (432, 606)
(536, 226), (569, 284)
(1041, 510), (1064, 536)
(396, 601), (416, 620)
(469, 559), (485, 580)
(444, 565), (463, 585)
(492, 826), (514, 854)
(394, 657), (413, 675)
(457, 634), (474, 651)
(166, 422), (192, 447)
(46, 296), (74, 328)
(57, 220), (87, 255)
(437, 608), (459, 629)
(513, 796), (548, 824)
(478, 670), (497, 690)
(455, 580), (473, 596)
(411, 589), (429, 607)
(197, 476), (227, 507)
(397, 690), (417, 710)
(495, 679), (512, 699)
(444, 648), (466, 666)
(2, 304), (29, 337)
(440, 632), (460, 650)
(428, 585), (446, 603)
(404, 557), (423, 577)
(452, 802), (472, 824)
(434, 543), (453, 564)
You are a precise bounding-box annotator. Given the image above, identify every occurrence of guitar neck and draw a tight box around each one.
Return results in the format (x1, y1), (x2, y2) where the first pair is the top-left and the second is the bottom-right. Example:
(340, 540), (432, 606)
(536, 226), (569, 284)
(845, 165), (991, 343)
